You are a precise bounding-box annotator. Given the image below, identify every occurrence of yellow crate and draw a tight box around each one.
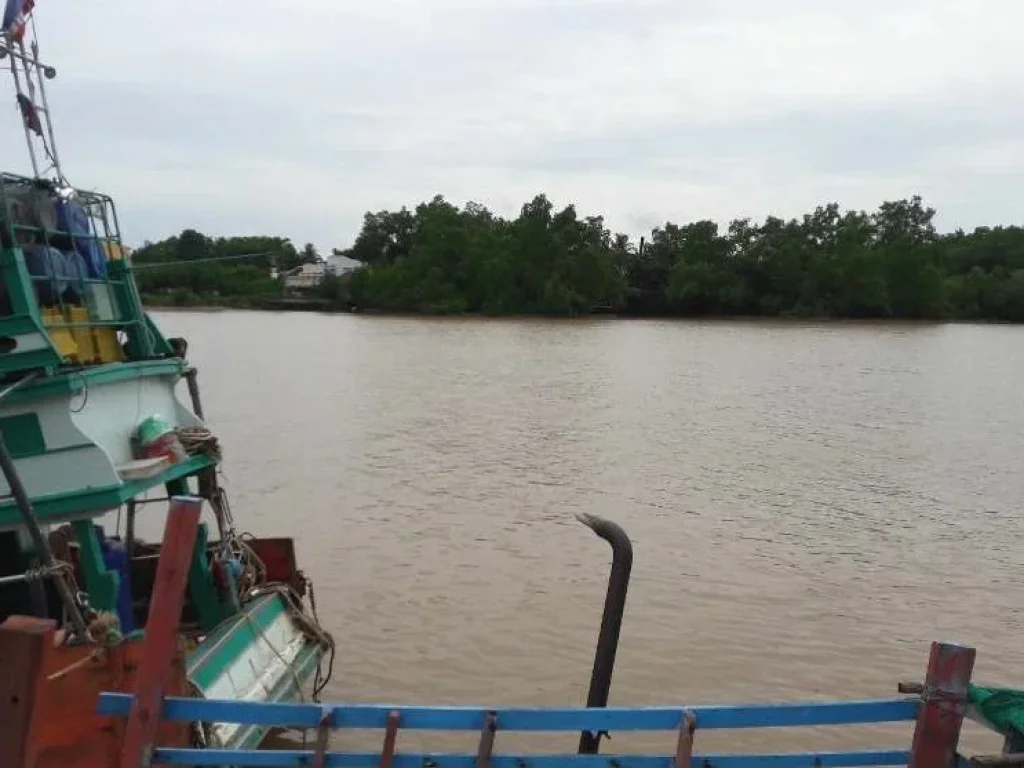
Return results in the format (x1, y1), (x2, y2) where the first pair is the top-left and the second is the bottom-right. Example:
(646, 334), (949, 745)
(40, 307), (78, 360)
(40, 306), (124, 365)
(67, 307), (99, 363)
(91, 325), (124, 363)
(101, 241), (124, 261)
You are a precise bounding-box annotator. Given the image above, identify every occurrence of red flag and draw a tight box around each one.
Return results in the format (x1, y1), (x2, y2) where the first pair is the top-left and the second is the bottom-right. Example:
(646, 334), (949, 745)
(16, 93), (41, 136)
(9, 0), (35, 43)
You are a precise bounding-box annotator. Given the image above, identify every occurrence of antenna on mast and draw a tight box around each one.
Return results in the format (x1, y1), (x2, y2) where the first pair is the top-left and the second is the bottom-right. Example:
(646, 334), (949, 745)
(0, 0), (64, 184)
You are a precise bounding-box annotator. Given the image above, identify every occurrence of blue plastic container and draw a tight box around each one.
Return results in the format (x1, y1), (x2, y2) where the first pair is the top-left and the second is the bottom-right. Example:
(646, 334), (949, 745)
(95, 525), (136, 634)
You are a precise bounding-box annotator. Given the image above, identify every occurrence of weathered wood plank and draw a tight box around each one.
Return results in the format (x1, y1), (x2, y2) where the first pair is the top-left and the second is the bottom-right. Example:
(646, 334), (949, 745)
(908, 641), (976, 768)
(379, 711), (400, 768)
(0, 615), (56, 768)
(119, 496), (203, 768)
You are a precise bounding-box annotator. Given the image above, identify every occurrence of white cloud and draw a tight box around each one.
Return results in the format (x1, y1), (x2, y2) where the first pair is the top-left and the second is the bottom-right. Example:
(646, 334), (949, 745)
(2, 0), (1021, 249)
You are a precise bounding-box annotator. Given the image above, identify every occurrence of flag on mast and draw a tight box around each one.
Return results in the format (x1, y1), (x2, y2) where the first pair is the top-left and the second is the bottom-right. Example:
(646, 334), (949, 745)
(3, 0), (36, 43)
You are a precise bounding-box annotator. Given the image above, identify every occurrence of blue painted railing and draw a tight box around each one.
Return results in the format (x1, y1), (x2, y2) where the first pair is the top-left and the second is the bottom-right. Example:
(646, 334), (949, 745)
(98, 693), (922, 767)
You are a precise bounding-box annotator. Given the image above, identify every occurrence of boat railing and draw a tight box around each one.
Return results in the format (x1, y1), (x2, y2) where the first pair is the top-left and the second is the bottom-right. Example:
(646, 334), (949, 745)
(0, 173), (163, 374)
(90, 651), (1024, 768)
(89, 520), (1016, 768)
(95, 639), (1011, 768)
(93, 692), (925, 767)
(0, 498), (1015, 767)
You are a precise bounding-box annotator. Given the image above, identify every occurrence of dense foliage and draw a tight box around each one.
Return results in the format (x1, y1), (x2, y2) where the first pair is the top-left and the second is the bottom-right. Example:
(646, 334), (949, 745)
(132, 229), (316, 307)
(133, 195), (1024, 320)
(345, 195), (628, 315)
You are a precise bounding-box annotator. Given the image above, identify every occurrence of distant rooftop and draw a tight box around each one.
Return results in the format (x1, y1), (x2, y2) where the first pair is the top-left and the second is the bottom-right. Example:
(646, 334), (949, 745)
(326, 254), (362, 273)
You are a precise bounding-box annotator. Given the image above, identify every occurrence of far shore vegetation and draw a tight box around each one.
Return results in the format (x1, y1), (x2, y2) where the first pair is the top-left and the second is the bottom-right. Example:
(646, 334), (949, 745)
(134, 194), (1024, 322)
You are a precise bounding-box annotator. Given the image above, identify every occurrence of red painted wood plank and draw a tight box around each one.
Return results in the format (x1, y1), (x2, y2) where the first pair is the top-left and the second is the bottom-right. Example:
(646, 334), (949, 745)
(477, 711), (497, 768)
(0, 615), (56, 768)
(380, 710), (401, 768)
(908, 641), (976, 768)
(312, 707), (332, 768)
(119, 496), (203, 768)
(674, 710), (696, 768)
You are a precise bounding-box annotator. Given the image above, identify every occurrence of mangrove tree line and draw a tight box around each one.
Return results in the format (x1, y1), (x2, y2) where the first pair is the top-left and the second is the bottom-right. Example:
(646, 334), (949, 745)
(133, 194), (1024, 321)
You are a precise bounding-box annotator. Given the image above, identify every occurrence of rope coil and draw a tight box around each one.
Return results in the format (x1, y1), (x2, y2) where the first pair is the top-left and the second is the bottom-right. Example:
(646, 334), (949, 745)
(175, 426), (222, 462)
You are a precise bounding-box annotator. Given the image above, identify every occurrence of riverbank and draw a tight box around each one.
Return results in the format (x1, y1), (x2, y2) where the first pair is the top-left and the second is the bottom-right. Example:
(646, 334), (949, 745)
(142, 294), (339, 312)
(142, 298), (1024, 326)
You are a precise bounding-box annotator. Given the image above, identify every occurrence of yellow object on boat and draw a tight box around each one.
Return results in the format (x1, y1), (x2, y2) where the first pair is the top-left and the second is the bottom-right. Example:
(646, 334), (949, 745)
(102, 241), (124, 260)
(40, 306), (77, 359)
(40, 306), (123, 364)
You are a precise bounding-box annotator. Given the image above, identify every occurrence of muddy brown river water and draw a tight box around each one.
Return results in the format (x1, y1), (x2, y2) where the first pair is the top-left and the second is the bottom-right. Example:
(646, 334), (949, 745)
(147, 311), (1024, 756)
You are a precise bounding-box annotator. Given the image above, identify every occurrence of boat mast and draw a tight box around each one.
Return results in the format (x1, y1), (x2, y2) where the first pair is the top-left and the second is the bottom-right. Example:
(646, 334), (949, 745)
(0, 2), (90, 641)
(1, 1), (64, 183)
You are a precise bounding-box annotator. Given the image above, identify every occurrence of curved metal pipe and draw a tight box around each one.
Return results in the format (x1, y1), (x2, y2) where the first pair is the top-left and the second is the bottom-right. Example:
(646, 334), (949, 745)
(575, 513), (633, 755)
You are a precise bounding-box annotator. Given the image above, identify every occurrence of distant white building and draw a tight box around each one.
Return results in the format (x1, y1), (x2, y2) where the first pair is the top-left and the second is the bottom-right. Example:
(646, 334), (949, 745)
(282, 255), (362, 292)
(326, 254), (362, 275)
(283, 262), (326, 291)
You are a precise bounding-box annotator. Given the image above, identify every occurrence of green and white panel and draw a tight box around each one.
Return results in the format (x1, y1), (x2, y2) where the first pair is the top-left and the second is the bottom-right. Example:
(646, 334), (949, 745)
(0, 393), (118, 513)
(186, 593), (325, 750)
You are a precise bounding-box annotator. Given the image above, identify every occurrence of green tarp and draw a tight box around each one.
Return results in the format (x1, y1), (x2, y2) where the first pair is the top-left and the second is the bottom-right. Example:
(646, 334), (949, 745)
(969, 684), (1024, 738)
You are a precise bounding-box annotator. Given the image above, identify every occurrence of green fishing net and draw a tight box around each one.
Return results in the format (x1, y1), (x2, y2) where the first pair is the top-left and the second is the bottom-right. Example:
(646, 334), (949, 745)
(968, 684), (1024, 738)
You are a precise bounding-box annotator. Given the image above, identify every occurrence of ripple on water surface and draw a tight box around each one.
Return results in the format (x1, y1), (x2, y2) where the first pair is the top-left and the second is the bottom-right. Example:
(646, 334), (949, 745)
(151, 313), (1024, 754)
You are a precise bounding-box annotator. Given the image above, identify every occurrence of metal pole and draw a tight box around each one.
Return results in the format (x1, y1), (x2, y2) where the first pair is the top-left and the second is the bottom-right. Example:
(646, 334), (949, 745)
(27, 36), (63, 181)
(25, 552), (47, 617)
(575, 513), (633, 755)
(0, 38), (52, 71)
(0, 374), (89, 639)
(0, 569), (46, 587)
(0, 434), (88, 639)
(124, 499), (137, 561)
(4, 33), (40, 178)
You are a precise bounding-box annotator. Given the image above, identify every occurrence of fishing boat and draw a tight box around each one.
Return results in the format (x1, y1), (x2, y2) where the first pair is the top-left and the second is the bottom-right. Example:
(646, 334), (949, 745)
(3, 5), (1024, 768)
(0, 2), (334, 763)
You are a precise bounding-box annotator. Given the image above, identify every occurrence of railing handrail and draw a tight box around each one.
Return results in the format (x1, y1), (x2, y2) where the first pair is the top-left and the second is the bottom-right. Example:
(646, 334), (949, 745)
(96, 693), (923, 768)
(97, 692), (920, 731)
(140, 747), (914, 767)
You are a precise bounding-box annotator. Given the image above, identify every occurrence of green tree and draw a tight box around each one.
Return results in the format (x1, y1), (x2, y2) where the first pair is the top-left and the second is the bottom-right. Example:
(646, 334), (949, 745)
(134, 196), (1024, 322)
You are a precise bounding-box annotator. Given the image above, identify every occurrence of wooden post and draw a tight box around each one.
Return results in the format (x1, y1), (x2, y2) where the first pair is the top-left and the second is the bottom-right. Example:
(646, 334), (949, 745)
(674, 710), (696, 768)
(379, 711), (401, 768)
(908, 641), (976, 768)
(0, 615), (56, 768)
(119, 496), (202, 768)
(311, 706), (332, 768)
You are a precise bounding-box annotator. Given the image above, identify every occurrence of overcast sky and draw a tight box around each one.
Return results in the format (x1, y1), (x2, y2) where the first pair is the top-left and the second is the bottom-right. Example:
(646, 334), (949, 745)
(4, 0), (1023, 251)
